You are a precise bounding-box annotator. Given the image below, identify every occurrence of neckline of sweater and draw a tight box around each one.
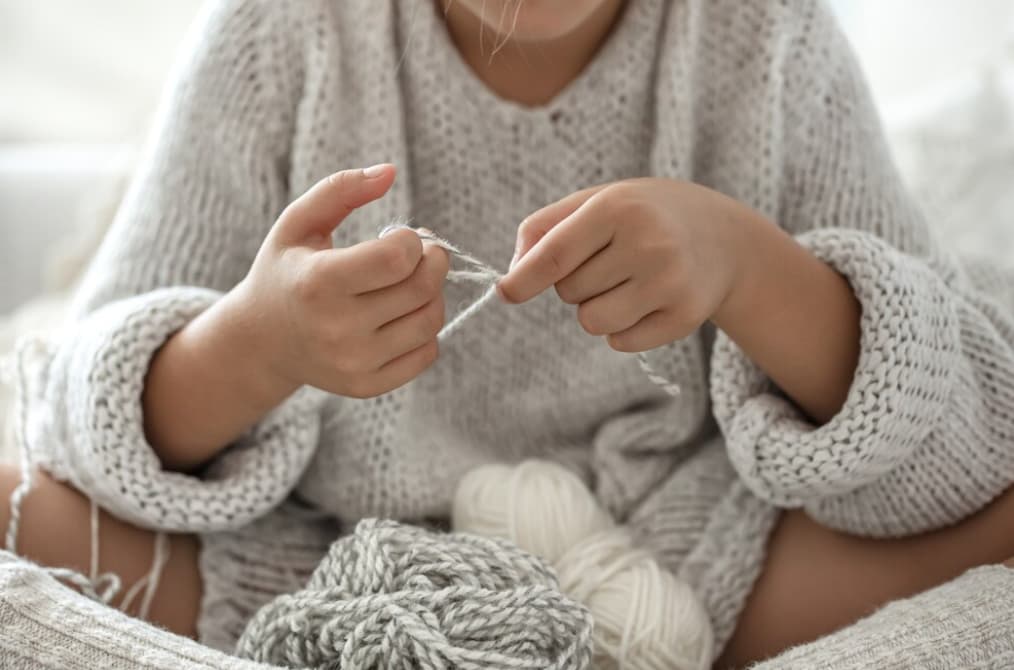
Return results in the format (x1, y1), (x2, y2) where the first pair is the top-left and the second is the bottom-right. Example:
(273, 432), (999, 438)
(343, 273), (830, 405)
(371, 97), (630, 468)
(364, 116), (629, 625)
(403, 0), (665, 125)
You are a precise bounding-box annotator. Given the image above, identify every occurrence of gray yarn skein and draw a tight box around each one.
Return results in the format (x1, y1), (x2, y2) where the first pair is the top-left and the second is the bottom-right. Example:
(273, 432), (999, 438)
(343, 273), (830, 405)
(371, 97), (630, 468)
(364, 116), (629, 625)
(236, 519), (594, 670)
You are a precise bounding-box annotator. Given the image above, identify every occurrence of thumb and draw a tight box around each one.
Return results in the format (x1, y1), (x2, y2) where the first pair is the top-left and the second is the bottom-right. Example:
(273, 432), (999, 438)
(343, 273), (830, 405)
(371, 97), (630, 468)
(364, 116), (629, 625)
(275, 164), (396, 246)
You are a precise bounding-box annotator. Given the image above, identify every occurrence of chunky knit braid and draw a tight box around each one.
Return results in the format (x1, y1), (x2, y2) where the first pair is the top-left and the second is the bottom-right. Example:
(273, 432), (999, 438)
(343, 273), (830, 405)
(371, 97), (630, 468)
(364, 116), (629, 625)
(235, 519), (594, 670)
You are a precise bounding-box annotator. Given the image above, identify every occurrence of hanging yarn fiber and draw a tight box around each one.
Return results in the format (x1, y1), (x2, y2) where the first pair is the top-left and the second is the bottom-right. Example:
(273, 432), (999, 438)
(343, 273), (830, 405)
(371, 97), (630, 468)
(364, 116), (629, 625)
(384, 225), (682, 397)
(453, 461), (714, 670)
(236, 519), (594, 670)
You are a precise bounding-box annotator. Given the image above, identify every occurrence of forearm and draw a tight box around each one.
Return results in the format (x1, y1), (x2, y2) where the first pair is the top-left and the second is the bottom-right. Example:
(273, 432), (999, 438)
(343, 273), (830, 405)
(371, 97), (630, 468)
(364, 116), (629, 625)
(712, 215), (861, 424)
(142, 284), (299, 472)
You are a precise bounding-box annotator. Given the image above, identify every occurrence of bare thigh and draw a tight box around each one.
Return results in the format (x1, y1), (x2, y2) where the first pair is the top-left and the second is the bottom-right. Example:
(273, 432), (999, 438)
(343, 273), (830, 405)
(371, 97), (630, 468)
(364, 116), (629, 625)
(0, 463), (202, 638)
(719, 484), (1014, 669)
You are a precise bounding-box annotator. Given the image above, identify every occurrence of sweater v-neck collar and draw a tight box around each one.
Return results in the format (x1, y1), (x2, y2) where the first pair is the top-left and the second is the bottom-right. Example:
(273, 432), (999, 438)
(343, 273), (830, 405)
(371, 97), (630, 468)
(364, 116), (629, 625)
(404, 0), (663, 125)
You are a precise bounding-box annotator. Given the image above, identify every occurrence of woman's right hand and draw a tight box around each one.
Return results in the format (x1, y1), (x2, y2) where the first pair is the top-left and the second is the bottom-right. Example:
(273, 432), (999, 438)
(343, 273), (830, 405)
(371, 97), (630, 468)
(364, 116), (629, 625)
(234, 164), (449, 399)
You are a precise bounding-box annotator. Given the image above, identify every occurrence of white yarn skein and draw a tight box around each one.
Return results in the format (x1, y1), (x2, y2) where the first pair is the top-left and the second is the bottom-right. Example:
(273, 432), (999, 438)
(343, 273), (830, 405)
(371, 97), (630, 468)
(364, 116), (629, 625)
(453, 460), (714, 670)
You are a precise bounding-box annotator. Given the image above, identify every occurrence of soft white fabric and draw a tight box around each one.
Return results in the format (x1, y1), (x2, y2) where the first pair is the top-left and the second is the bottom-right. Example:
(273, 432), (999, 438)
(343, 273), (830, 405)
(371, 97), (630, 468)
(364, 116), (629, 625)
(6, 0), (1014, 660)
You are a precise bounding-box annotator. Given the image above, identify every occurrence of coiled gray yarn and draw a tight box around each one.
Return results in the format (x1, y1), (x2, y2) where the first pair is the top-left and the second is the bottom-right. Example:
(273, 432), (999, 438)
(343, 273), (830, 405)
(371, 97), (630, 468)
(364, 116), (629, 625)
(235, 519), (594, 669)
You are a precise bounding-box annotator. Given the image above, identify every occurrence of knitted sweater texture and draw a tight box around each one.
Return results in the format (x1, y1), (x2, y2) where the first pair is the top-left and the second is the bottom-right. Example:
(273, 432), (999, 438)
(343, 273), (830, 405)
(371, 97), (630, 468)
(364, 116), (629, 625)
(17, 0), (1014, 659)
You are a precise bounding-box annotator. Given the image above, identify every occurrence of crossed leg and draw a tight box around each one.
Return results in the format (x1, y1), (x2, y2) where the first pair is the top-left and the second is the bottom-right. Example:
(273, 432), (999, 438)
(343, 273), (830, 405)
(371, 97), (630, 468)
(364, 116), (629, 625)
(0, 464), (202, 638)
(3, 462), (1014, 664)
(720, 484), (1014, 668)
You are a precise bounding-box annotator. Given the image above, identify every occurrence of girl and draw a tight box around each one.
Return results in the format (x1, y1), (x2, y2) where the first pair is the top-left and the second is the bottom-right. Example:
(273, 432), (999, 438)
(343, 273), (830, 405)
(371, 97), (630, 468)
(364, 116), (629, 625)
(3, 0), (1014, 666)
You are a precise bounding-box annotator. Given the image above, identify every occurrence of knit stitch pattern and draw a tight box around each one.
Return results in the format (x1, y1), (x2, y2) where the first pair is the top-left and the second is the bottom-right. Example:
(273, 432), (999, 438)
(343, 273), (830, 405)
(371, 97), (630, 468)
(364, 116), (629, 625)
(13, 0), (1014, 660)
(235, 519), (593, 669)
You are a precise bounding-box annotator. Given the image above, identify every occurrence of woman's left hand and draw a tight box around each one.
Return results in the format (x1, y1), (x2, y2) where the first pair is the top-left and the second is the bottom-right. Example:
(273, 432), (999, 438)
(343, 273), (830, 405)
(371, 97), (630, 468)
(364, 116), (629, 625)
(498, 178), (763, 352)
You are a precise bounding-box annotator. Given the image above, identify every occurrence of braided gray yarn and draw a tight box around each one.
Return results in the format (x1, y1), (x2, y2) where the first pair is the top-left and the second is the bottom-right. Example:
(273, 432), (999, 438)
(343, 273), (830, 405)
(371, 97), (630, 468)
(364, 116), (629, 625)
(235, 519), (594, 670)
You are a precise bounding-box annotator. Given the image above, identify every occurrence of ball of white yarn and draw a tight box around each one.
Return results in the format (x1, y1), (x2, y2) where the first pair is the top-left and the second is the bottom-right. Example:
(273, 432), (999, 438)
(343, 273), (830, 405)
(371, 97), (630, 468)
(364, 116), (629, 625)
(453, 460), (714, 670)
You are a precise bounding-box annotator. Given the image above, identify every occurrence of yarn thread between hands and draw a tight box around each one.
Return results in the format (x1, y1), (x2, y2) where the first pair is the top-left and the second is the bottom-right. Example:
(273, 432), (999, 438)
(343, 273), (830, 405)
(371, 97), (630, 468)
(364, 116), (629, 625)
(383, 224), (681, 397)
(236, 518), (594, 670)
(453, 460), (715, 670)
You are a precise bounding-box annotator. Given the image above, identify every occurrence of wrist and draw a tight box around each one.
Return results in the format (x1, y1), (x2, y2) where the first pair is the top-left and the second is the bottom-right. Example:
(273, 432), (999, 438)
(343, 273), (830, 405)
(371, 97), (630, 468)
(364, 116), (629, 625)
(710, 204), (774, 335)
(201, 282), (302, 411)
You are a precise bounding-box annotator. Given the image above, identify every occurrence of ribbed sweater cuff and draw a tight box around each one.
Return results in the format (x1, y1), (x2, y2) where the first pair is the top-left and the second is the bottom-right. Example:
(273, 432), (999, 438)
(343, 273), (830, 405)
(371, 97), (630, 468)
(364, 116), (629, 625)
(30, 287), (324, 533)
(710, 228), (962, 507)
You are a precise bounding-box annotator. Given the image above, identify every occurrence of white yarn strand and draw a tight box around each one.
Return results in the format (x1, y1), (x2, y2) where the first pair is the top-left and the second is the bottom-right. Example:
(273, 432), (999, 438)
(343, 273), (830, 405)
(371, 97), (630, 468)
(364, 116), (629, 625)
(636, 355), (682, 397)
(384, 225), (681, 396)
(120, 531), (171, 619)
(396, 225), (505, 342)
(4, 338), (47, 555)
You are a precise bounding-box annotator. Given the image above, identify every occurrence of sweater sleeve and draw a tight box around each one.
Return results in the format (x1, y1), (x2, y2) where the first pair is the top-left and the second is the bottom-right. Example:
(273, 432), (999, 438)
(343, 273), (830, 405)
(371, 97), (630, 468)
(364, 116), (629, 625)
(709, 1), (1014, 537)
(24, 0), (326, 533)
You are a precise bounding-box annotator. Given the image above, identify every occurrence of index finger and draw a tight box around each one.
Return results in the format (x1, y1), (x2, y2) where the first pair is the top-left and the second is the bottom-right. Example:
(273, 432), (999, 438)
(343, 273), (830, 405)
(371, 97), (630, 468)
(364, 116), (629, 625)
(511, 183), (608, 265)
(497, 194), (615, 304)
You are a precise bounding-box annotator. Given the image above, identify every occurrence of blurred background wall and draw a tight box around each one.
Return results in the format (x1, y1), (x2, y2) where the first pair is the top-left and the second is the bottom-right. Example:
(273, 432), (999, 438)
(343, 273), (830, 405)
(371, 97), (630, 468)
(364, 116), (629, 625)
(0, 0), (203, 143)
(1, 0), (1013, 312)
(833, 0), (1014, 117)
(4, 1), (1012, 143)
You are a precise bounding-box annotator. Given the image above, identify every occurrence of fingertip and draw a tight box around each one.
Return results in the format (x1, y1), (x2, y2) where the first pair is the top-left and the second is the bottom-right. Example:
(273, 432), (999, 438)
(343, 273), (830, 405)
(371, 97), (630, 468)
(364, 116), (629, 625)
(379, 222), (405, 238)
(380, 226), (424, 267)
(322, 165), (396, 201)
(383, 224), (421, 244)
(399, 226), (425, 256)
(427, 241), (451, 275)
(605, 333), (631, 353)
(496, 279), (521, 305)
(361, 163), (396, 180)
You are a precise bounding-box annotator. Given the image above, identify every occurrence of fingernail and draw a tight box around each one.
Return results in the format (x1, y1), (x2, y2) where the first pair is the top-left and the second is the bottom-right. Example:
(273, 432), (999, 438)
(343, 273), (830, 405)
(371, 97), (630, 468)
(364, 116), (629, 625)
(363, 163), (389, 178)
(509, 252), (519, 271)
(417, 227), (435, 238)
(379, 224), (400, 238)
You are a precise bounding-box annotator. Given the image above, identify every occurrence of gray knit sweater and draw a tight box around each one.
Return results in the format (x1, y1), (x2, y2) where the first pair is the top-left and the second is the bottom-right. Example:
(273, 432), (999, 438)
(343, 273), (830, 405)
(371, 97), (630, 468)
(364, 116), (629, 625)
(13, 0), (1014, 662)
